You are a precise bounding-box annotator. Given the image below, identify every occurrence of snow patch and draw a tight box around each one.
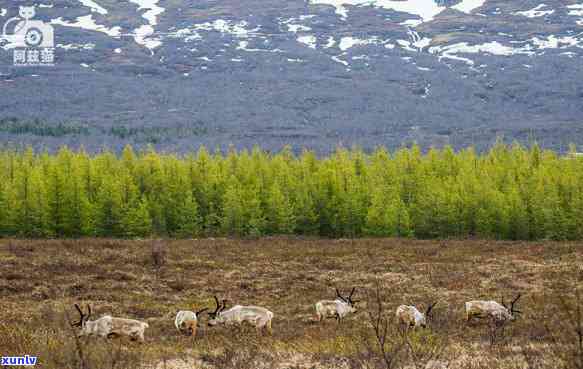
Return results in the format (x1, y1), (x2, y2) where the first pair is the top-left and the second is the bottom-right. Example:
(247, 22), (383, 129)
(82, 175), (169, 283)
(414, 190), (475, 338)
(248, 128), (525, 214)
(331, 55), (349, 66)
(236, 40), (283, 53)
(325, 37), (336, 48)
(169, 28), (202, 42)
(567, 3), (583, 24)
(530, 35), (581, 49)
(288, 24), (311, 33)
(281, 16), (314, 33)
(339, 36), (382, 51)
(451, 0), (487, 14)
(567, 4), (583, 17)
(129, 0), (165, 50)
(130, 0), (164, 26)
(310, 0), (485, 25)
(193, 20), (260, 37)
(78, 0), (108, 15)
(407, 28), (431, 51)
(443, 35), (582, 60)
(134, 25), (162, 49)
(298, 35), (317, 49)
(51, 15), (121, 37)
(514, 4), (554, 18)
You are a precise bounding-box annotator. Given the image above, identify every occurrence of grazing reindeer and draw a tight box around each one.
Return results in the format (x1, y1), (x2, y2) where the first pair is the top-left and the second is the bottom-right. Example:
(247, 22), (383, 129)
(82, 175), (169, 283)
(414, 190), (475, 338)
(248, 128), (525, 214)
(396, 302), (438, 329)
(72, 304), (149, 342)
(207, 296), (274, 335)
(315, 288), (359, 322)
(174, 307), (208, 337)
(465, 294), (522, 322)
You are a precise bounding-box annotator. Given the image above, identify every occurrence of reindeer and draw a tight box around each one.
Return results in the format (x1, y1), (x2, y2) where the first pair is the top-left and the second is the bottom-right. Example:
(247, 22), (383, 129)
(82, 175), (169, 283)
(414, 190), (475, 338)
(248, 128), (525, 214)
(71, 304), (149, 343)
(465, 294), (522, 323)
(315, 288), (359, 322)
(174, 307), (208, 337)
(396, 302), (438, 329)
(207, 296), (274, 335)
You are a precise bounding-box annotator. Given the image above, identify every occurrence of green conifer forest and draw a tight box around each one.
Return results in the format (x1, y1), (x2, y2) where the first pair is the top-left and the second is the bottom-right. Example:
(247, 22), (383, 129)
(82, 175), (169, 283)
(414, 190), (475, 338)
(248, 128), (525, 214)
(1, 143), (582, 240)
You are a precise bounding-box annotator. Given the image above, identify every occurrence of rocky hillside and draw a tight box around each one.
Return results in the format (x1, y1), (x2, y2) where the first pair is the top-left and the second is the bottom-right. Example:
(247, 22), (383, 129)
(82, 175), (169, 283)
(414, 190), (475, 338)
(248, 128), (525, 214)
(0, 0), (582, 153)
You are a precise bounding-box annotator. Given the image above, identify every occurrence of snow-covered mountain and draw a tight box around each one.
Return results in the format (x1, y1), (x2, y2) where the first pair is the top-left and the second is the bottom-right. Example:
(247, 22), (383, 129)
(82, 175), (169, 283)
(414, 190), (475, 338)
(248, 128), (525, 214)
(0, 0), (582, 153)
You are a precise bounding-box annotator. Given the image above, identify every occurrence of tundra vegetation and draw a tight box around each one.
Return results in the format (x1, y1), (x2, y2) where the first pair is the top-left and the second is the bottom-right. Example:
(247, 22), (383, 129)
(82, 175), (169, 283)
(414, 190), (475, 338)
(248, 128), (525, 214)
(0, 238), (582, 369)
(1, 142), (583, 240)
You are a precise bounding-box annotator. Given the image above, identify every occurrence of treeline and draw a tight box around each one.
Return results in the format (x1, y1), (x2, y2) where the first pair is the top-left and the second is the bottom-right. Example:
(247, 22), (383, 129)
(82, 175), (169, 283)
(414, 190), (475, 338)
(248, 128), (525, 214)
(0, 118), (89, 137)
(0, 143), (582, 240)
(0, 118), (208, 143)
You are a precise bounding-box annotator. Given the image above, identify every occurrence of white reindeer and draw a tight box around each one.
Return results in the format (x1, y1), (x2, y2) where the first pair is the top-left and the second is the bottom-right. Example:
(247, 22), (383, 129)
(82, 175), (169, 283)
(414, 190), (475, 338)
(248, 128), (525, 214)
(207, 296), (274, 335)
(395, 302), (438, 329)
(174, 307), (208, 337)
(315, 288), (358, 322)
(72, 304), (149, 342)
(466, 294), (522, 322)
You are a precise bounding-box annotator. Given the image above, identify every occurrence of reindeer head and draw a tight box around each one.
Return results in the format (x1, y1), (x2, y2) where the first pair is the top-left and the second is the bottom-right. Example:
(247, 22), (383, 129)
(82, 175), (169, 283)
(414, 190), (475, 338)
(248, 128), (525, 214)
(72, 304), (92, 337)
(207, 296), (227, 327)
(183, 307), (208, 336)
(502, 294), (522, 321)
(336, 287), (359, 314)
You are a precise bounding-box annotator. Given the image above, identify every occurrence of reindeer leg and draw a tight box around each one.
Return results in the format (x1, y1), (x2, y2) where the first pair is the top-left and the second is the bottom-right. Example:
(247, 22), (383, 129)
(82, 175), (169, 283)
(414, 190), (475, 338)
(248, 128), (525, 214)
(267, 319), (273, 335)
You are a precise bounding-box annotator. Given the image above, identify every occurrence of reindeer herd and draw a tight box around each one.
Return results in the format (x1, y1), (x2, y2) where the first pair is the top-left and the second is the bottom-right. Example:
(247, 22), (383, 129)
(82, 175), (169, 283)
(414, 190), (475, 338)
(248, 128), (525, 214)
(71, 289), (522, 342)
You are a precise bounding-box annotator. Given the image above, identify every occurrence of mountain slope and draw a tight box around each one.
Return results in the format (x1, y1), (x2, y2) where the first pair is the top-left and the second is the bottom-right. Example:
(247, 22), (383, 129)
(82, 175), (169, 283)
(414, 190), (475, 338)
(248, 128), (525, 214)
(0, 0), (582, 153)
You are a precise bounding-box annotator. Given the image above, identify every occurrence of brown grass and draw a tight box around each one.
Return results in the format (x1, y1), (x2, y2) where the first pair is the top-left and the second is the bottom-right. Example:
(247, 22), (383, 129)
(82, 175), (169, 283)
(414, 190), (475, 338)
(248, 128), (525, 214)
(0, 238), (582, 369)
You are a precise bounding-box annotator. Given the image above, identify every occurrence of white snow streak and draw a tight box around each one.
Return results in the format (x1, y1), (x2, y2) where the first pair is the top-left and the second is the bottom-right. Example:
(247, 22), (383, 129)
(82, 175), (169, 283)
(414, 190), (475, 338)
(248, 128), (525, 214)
(514, 4), (554, 18)
(298, 35), (317, 49)
(310, 0), (485, 25)
(51, 15), (121, 37)
(78, 0), (108, 15)
(129, 0), (165, 49)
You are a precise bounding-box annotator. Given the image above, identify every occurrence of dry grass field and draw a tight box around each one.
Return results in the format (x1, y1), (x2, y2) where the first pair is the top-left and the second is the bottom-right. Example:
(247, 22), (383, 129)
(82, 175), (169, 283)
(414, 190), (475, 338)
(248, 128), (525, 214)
(1, 238), (582, 369)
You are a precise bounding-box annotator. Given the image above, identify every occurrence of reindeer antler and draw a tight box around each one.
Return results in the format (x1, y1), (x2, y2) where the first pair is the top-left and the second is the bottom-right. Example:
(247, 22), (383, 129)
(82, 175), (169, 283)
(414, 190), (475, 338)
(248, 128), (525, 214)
(336, 288), (347, 302)
(510, 294), (522, 314)
(347, 287), (358, 304)
(426, 301), (438, 316)
(196, 308), (209, 316)
(212, 296), (221, 315)
(72, 304), (85, 327)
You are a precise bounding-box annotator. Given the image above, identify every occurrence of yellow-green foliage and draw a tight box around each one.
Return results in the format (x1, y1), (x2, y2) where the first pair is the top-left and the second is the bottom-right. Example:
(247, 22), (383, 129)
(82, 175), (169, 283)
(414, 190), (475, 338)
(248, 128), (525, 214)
(0, 142), (582, 239)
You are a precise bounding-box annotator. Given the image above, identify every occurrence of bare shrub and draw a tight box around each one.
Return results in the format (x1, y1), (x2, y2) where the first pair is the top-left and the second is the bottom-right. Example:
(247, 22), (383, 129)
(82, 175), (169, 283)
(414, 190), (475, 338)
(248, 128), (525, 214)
(546, 289), (583, 369)
(357, 281), (405, 369)
(201, 332), (275, 369)
(151, 240), (167, 277)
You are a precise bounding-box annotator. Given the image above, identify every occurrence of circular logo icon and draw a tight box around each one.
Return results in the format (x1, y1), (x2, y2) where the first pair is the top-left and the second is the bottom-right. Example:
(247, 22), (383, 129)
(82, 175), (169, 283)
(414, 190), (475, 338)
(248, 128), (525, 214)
(25, 27), (43, 47)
